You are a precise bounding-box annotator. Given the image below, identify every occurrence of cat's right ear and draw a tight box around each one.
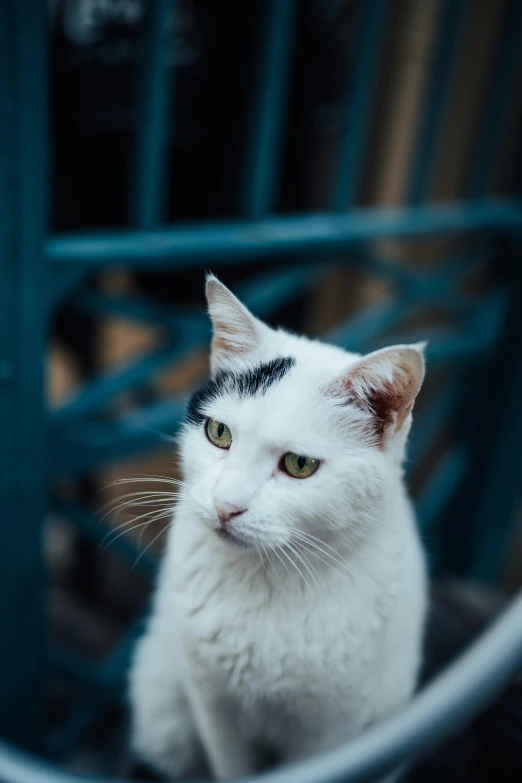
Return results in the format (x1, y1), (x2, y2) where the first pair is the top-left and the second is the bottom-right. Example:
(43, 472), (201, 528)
(205, 274), (267, 375)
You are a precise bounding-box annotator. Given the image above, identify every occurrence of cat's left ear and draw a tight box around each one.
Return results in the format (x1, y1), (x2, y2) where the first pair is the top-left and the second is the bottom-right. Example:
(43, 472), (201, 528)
(205, 274), (269, 374)
(329, 343), (426, 445)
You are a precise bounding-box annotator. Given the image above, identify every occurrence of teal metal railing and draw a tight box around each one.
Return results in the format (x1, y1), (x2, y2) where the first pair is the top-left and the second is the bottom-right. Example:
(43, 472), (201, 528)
(1, 0), (522, 778)
(0, 0), (48, 753)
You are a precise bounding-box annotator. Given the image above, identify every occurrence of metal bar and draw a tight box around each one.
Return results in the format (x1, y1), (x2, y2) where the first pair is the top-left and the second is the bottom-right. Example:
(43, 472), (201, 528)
(324, 256), (505, 353)
(49, 267), (89, 310)
(408, 382), (462, 467)
(242, 0), (297, 217)
(49, 332), (499, 481)
(50, 647), (107, 693)
(239, 264), (327, 317)
(75, 264), (324, 331)
(54, 266), (319, 423)
(46, 703), (109, 763)
(131, 0), (175, 227)
(47, 198), (522, 268)
(1, 589), (522, 782)
(466, 283), (509, 346)
(52, 336), (202, 422)
(50, 280), (508, 478)
(467, 2), (522, 197)
(345, 246), (489, 297)
(347, 254), (415, 287)
(49, 265), (322, 476)
(400, 251), (487, 303)
(50, 397), (187, 477)
(52, 616), (148, 696)
(48, 615), (148, 761)
(373, 284), (508, 360)
(416, 445), (468, 535)
(101, 614), (149, 686)
(385, 328), (495, 364)
(333, 0), (390, 209)
(52, 497), (158, 576)
(316, 246), (488, 306)
(74, 291), (201, 332)
(320, 0), (388, 343)
(0, 0), (47, 750)
(468, 291), (522, 583)
(406, 0), (467, 203)
(326, 299), (410, 352)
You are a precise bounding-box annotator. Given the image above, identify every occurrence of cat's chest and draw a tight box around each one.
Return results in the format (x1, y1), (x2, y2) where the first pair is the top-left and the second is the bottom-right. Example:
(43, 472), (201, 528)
(172, 551), (390, 699)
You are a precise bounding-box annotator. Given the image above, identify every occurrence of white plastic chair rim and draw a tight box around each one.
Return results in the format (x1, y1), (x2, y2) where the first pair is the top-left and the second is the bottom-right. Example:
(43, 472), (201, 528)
(0, 589), (521, 783)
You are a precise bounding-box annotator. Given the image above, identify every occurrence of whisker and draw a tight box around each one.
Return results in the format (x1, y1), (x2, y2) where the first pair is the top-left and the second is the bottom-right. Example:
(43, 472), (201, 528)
(133, 520), (173, 569)
(137, 509), (174, 548)
(253, 541), (269, 583)
(104, 474), (187, 488)
(294, 528), (358, 562)
(259, 542), (272, 581)
(292, 538), (365, 612)
(264, 543), (278, 582)
(104, 490), (180, 501)
(264, 544), (283, 595)
(273, 545), (300, 590)
(291, 531), (354, 574)
(281, 545), (307, 591)
(100, 492), (178, 522)
(292, 529), (346, 556)
(292, 538), (351, 583)
(101, 507), (174, 548)
(284, 541), (316, 593)
(109, 493), (173, 510)
(101, 518), (161, 552)
(101, 516), (140, 544)
(260, 542), (279, 591)
(108, 502), (174, 529)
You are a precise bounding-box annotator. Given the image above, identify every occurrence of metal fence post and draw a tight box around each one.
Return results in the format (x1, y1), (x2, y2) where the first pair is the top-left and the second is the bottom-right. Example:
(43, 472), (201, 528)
(0, 0), (48, 750)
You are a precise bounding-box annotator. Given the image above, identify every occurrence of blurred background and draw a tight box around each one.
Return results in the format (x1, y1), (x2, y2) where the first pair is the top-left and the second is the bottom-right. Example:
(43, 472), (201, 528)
(1, 0), (522, 779)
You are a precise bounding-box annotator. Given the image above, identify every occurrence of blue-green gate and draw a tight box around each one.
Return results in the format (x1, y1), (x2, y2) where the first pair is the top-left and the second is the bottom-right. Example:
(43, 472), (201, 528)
(1, 0), (522, 778)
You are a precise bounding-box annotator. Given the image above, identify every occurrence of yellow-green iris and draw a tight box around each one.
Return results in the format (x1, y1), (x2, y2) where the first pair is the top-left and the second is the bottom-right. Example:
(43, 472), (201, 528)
(281, 452), (319, 479)
(206, 418), (232, 449)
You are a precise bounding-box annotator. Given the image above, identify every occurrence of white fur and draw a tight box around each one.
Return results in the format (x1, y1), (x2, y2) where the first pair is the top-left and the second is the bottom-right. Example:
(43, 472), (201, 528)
(129, 277), (427, 780)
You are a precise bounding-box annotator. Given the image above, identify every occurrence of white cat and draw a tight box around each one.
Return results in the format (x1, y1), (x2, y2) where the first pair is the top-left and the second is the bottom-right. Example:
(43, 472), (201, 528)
(129, 275), (427, 780)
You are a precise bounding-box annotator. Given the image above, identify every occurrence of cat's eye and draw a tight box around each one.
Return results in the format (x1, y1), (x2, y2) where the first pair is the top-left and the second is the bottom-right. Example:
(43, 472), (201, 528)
(206, 418), (232, 449)
(281, 453), (320, 479)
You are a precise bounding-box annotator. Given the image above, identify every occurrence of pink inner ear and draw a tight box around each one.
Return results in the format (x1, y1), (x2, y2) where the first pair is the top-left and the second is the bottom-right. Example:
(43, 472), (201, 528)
(342, 349), (424, 444)
(345, 372), (398, 443)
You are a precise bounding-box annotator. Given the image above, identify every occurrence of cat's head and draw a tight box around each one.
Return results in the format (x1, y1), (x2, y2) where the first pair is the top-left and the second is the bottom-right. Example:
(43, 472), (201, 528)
(180, 275), (425, 553)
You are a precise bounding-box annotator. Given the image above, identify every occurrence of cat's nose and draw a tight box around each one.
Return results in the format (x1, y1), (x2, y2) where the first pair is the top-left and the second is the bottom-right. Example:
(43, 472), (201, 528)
(215, 500), (247, 525)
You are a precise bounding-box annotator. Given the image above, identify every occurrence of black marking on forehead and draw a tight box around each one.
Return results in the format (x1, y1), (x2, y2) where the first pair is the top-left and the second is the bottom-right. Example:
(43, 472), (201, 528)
(234, 356), (296, 397)
(186, 356), (295, 425)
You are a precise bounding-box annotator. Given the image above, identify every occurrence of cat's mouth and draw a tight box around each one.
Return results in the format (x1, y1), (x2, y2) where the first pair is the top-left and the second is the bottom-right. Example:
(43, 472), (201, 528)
(215, 527), (251, 549)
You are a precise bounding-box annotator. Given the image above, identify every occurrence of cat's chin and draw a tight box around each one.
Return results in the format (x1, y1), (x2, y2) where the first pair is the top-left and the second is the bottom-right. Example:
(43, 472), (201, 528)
(214, 527), (252, 549)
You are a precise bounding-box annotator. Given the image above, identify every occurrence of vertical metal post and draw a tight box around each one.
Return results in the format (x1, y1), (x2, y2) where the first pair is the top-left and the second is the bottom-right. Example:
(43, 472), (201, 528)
(131, 0), (175, 228)
(0, 0), (48, 749)
(443, 5), (522, 582)
(333, 0), (389, 209)
(406, 0), (466, 203)
(241, 0), (297, 218)
(467, 2), (522, 197)
(466, 274), (522, 583)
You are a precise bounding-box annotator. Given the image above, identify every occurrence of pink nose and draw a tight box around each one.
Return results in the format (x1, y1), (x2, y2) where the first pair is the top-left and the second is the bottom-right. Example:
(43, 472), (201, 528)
(215, 500), (247, 525)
